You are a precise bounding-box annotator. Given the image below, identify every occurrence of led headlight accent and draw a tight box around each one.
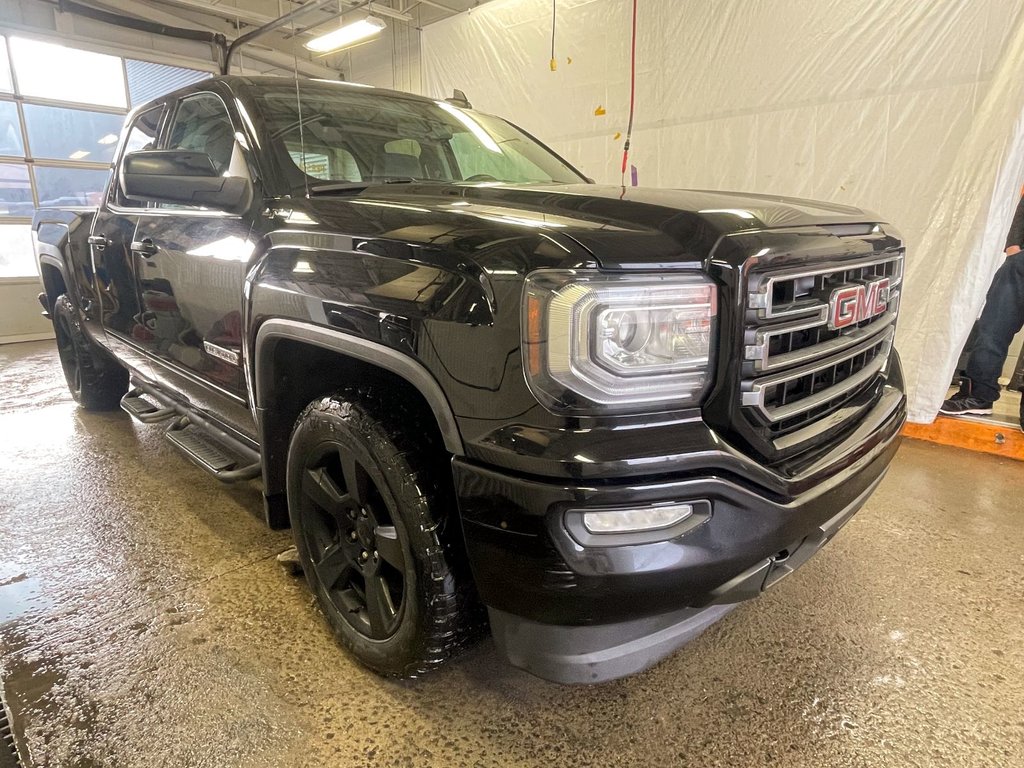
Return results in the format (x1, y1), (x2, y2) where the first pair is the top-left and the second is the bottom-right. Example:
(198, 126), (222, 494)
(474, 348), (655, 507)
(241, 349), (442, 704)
(582, 503), (694, 534)
(523, 271), (717, 412)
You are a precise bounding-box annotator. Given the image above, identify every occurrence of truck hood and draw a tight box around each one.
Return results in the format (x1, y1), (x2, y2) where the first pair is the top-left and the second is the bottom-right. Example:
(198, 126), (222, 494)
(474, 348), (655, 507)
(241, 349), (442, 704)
(367, 182), (883, 270)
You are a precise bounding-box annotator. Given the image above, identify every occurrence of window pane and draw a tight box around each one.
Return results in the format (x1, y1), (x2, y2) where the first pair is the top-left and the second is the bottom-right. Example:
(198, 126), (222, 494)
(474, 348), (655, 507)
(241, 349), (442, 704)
(23, 104), (124, 163)
(449, 130), (552, 183)
(254, 86), (583, 190)
(126, 59), (208, 107)
(34, 166), (109, 207)
(0, 163), (32, 217)
(115, 107), (163, 207)
(0, 223), (34, 277)
(0, 39), (12, 93)
(167, 93), (234, 174)
(124, 107), (162, 154)
(10, 37), (126, 108)
(0, 100), (24, 156)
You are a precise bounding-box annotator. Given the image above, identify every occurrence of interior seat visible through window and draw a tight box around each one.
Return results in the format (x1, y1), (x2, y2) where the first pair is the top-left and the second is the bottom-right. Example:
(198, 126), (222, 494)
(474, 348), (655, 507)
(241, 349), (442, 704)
(371, 151), (422, 179)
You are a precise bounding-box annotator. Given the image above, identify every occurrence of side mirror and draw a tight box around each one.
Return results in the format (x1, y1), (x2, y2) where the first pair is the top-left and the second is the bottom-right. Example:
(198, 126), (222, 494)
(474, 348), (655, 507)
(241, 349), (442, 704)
(120, 150), (252, 213)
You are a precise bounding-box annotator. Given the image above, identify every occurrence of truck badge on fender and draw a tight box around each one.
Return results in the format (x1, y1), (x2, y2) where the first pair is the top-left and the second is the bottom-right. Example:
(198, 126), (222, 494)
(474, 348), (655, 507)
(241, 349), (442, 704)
(828, 277), (890, 331)
(203, 341), (241, 366)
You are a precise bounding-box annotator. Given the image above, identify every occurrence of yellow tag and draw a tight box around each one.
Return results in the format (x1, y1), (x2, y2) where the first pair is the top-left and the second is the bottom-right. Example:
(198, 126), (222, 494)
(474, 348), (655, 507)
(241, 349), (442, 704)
(613, 131), (621, 140)
(550, 58), (557, 71)
(594, 105), (606, 116)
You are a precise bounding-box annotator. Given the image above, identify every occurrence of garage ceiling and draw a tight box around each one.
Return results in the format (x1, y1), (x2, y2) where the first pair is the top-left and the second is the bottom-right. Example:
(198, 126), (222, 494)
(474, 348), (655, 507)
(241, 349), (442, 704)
(61, 0), (489, 79)
(147, 0), (490, 29)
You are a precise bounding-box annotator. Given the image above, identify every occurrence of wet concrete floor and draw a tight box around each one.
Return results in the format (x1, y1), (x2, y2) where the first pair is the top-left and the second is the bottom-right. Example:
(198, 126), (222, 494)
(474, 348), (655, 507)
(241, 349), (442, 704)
(1, 339), (1022, 767)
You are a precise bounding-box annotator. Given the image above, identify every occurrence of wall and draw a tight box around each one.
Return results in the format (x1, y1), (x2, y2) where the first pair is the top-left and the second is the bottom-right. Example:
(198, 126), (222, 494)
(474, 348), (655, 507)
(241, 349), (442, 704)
(0, 282), (50, 342)
(344, 11), (421, 91)
(423, 0), (1024, 419)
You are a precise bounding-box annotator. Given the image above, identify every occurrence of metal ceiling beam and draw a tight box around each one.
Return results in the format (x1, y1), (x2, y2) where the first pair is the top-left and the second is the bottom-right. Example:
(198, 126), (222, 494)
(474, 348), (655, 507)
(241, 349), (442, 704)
(414, 0), (461, 13)
(282, 1), (414, 39)
(222, 0), (338, 72)
(138, 0), (276, 28)
(91, 0), (340, 77)
(147, 0), (413, 31)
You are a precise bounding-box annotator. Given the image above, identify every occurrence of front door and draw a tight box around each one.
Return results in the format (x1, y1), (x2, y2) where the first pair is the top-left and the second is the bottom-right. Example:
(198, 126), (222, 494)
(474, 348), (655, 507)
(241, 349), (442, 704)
(131, 90), (257, 432)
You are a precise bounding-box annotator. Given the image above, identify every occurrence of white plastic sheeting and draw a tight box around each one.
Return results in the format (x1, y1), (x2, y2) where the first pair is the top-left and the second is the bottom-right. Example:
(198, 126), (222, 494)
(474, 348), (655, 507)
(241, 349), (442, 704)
(423, 0), (1024, 421)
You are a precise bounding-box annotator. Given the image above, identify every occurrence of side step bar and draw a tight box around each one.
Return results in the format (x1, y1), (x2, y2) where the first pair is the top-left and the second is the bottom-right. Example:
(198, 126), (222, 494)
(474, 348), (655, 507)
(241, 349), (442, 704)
(120, 381), (261, 483)
(121, 390), (176, 423)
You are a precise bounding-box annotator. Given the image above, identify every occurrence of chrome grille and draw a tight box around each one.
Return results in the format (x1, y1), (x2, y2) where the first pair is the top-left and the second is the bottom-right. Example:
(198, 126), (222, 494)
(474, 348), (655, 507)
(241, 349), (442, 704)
(741, 252), (903, 442)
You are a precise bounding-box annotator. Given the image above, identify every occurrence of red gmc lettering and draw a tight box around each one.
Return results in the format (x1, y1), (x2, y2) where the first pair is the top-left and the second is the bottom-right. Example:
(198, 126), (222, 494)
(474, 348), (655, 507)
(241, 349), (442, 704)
(829, 278), (890, 330)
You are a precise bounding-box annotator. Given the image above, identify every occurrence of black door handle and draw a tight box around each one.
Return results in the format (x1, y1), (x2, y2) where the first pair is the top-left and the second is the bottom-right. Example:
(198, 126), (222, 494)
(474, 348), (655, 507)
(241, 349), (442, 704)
(87, 234), (107, 251)
(131, 238), (158, 257)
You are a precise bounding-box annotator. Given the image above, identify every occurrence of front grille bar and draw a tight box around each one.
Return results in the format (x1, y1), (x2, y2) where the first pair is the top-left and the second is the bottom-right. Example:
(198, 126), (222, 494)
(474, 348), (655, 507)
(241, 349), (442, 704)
(742, 327), (894, 423)
(747, 253), (903, 320)
(746, 305), (898, 373)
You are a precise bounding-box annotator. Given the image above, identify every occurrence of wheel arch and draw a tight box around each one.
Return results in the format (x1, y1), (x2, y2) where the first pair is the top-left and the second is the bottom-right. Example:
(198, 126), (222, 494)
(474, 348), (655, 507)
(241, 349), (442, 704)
(38, 255), (70, 312)
(252, 319), (465, 499)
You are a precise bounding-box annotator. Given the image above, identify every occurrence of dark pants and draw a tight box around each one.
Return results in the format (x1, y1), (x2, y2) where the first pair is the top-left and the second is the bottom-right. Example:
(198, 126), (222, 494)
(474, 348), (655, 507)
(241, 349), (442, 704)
(965, 253), (1024, 403)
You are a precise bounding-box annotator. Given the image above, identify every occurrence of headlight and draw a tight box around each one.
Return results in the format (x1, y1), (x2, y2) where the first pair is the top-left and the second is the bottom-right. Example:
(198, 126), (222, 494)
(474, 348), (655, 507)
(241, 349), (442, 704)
(522, 270), (717, 413)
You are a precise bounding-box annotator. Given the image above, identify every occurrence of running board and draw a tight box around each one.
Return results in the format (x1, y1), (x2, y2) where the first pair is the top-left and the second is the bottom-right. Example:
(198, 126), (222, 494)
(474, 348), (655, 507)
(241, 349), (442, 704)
(121, 390), (176, 423)
(165, 419), (262, 482)
(123, 377), (262, 484)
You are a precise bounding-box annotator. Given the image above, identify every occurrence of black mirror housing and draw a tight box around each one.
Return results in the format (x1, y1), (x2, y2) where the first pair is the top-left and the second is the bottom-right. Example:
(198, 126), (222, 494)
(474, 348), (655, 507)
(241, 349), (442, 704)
(120, 150), (252, 213)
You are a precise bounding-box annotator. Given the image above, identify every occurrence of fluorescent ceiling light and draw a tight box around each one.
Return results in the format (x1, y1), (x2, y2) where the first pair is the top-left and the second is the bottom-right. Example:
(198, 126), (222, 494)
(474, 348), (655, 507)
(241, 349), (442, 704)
(97, 133), (119, 145)
(68, 150), (90, 160)
(306, 17), (386, 53)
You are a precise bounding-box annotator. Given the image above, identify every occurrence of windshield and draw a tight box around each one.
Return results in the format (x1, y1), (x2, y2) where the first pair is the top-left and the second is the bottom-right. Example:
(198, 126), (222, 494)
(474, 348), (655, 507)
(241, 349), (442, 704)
(251, 84), (586, 191)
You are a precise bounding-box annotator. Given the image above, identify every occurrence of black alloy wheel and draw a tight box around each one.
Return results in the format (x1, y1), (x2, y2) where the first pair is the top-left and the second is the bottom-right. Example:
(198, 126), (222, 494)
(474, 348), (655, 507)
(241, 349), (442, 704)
(297, 442), (407, 640)
(51, 294), (127, 410)
(54, 308), (83, 397)
(286, 387), (477, 677)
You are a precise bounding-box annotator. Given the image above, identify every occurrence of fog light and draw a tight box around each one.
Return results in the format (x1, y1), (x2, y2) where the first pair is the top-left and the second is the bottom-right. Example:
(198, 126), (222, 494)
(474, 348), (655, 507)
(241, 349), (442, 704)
(582, 503), (694, 534)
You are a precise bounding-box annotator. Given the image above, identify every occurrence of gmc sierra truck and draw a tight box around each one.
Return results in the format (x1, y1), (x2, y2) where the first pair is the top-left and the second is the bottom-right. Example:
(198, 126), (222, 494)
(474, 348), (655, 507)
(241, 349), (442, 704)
(33, 76), (906, 684)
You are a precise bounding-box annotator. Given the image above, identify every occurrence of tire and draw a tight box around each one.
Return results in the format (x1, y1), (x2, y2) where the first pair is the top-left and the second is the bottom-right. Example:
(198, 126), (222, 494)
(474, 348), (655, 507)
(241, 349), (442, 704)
(52, 294), (128, 411)
(286, 386), (478, 677)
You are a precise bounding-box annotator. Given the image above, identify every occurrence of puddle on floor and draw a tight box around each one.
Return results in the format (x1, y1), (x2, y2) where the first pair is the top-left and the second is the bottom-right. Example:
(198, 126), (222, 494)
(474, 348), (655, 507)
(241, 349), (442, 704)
(0, 577), (54, 627)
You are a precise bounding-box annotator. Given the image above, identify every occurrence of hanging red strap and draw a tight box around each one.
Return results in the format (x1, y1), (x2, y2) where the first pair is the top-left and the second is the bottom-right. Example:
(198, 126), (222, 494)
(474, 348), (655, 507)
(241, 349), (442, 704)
(620, 0), (638, 186)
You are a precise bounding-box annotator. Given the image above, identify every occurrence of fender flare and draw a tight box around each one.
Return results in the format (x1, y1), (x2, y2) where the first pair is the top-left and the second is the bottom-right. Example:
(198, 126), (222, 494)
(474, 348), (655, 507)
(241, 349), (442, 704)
(253, 319), (465, 456)
(37, 252), (71, 299)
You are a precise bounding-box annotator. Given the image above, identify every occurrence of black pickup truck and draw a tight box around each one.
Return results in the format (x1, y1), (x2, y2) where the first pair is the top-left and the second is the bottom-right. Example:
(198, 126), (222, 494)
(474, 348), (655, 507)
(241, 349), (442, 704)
(33, 76), (906, 684)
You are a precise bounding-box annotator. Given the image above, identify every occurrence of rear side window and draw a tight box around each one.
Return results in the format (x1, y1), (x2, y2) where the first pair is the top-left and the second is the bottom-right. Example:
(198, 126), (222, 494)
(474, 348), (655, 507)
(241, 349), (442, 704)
(112, 105), (162, 208)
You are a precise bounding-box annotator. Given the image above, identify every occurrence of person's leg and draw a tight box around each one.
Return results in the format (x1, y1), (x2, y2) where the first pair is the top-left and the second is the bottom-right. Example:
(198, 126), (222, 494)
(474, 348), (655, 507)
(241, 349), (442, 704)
(964, 253), (1024, 403)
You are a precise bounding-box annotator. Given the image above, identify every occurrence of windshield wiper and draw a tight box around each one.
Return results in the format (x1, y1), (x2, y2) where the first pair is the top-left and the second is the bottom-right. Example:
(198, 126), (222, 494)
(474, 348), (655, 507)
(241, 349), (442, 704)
(309, 177), (437, 195)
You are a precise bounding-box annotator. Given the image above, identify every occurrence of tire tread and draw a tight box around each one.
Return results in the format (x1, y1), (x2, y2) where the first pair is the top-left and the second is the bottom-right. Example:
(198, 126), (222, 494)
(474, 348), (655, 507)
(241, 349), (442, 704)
(290, 385), (483, 678)
(53, 294), (128, 411)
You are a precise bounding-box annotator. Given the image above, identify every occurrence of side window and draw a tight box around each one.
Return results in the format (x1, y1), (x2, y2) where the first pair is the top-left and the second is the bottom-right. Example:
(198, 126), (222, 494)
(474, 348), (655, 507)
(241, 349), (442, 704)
(166, 93), (236, 175)
(112, 105), (163, 208)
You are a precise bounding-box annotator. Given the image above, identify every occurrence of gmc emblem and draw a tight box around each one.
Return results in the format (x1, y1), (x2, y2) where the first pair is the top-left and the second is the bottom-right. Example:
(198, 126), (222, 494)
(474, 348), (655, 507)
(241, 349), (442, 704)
(828, 277), (890, 330)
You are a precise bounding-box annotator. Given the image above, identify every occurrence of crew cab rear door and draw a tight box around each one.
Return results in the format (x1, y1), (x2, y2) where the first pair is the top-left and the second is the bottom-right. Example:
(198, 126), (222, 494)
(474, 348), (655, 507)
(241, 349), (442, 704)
(130, 90), (257, 431)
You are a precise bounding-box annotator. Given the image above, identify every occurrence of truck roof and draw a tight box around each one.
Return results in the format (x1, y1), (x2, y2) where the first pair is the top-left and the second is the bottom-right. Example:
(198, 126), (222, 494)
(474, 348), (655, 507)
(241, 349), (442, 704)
(160, 74), (442, 109)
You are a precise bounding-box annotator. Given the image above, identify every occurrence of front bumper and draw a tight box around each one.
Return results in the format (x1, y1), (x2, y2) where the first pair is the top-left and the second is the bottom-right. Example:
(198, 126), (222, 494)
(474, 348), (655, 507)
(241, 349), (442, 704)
(454, 383), (905, 683)
(487, 473), (881, 684)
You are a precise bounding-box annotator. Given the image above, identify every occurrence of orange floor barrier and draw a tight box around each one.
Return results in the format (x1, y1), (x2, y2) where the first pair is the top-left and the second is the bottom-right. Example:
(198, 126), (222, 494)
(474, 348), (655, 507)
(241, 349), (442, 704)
(901, 417), (1024, 462)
